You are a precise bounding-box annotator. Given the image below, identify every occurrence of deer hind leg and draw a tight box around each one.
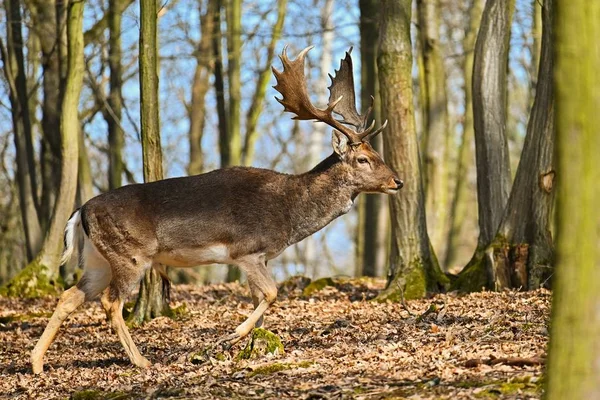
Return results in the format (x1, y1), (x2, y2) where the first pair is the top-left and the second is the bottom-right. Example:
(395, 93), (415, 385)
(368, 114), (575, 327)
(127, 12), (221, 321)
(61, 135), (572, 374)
(103, 257), (152, 368)
(31, 241), (111, 374)
(219, 255), (277, 346)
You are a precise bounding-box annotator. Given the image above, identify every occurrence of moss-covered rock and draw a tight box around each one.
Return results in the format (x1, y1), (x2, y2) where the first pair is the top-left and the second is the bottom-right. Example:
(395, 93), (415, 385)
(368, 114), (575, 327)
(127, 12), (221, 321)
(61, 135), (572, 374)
(302, 277), (335, 297)
(278, 275), (312, 296)
(236, 328), (284, 360)
(0, 260), (61, 298)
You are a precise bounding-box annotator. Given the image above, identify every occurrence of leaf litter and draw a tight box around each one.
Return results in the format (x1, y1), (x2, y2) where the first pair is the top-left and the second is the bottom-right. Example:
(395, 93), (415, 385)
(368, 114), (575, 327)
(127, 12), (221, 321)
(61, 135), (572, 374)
(0, 279), (550, 399)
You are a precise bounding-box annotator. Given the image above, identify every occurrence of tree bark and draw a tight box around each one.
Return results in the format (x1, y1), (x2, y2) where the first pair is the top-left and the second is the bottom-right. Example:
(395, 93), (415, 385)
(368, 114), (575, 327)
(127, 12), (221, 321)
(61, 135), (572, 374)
(129, 0), (171, 323)
(417, 0), (450, 263)
(546, 0), (600, 396)
(187, 0), (216, 176)
(444, 0), (482, 270)
(376, 0), (448, 300)
(106, 0), (125, 189)
(471, 0), (514, 248)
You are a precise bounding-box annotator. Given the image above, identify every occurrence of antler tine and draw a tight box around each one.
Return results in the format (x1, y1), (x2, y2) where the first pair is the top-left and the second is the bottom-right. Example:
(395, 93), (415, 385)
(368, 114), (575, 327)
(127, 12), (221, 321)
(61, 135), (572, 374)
(360, 119), (389, 142)
(272, 46), (360, 142)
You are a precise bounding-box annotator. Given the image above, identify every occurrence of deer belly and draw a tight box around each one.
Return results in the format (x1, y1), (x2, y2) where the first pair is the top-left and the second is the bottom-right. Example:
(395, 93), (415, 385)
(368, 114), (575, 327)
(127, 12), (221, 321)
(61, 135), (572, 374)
(155, 244), (232, 267)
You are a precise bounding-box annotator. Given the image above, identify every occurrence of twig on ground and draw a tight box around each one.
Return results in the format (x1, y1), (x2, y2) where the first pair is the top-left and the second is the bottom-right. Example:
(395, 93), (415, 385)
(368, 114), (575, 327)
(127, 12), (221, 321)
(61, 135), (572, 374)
(464, 356), (545, 368)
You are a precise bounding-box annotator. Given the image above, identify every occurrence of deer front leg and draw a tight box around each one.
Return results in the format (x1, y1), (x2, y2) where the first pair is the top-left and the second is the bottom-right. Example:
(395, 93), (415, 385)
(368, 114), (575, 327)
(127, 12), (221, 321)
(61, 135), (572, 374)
(218, 255), (276, 347)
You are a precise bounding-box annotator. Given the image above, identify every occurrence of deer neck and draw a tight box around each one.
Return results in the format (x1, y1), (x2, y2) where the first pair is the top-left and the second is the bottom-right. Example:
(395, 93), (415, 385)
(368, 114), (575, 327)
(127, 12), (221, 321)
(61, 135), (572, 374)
(286, 154), (356, 244)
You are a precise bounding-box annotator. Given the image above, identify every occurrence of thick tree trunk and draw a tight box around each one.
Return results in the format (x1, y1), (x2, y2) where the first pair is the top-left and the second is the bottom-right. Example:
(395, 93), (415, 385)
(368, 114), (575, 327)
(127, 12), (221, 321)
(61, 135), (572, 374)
(454, 0), (553, 292)
(376, 0), (448, 300)
(471, 0), (514, 247)
(417, 0), (450, 263)
(451, 0), (514, 291)
(106, 0), (124, 190)
(34, 0), (64, 226)
(129, 0), (171, 323)
(546, 0), (600, 396)
(357, 0), (387, 277)
(444, 0), (482, 271)
(187, 0), (216, 176)
(3, 0), (83, 297)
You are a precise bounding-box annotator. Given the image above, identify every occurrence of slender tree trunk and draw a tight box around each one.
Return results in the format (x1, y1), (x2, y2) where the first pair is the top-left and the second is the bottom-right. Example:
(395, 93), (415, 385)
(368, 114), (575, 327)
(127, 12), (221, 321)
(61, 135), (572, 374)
(303, 0), (333, 278)
(546, 0), (600, 396)
(242, 0), (287, 166)
(77, 126), (94, 203)
(129, 0), (172, 323)
(213, 0), (229, 168)
(357, 0), (386, 277)
(225, 0), (241, 166)
(2, 0), (83, 297)
(417, 0), (450, 263)
(106, 0), (124, 189)
(187, 0), (216, 176)
(376, 0), (448, 300)
(444, 0), (482, 270)
(1, 0), (43, 261)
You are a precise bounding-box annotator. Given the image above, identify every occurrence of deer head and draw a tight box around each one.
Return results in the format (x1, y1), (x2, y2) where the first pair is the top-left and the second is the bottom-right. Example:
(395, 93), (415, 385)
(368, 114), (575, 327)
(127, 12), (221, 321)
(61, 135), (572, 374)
(272, 46), (403, 195)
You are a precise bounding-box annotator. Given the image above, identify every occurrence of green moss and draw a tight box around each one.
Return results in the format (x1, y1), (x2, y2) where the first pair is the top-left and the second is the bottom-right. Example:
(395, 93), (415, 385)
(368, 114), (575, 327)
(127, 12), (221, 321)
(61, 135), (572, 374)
(236, 328), (284, 360)
(302, 277), (335, 296)
(171, 303), (189, 319)
(0, 260), (61, 298)
(451, 249), (489, 292)
(0, 311), (52, 324)
(374, 258), (429, 302)
(247, 360), (314, 378)
(70, 389), (130, 400)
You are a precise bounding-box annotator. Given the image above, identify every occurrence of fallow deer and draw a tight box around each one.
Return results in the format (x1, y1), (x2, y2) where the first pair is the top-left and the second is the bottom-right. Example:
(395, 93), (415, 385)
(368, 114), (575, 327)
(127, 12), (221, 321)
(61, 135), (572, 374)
(31, 46), (403, 374)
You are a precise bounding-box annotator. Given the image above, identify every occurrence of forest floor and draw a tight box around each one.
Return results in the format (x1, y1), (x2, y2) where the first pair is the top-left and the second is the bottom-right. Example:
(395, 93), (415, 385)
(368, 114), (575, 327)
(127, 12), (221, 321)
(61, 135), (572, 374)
(0, 278), (549, 399)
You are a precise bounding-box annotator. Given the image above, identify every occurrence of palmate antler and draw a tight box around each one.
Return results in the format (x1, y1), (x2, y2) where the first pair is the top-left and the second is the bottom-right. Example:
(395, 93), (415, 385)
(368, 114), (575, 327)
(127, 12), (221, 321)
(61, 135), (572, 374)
(272, 46), (387, 144)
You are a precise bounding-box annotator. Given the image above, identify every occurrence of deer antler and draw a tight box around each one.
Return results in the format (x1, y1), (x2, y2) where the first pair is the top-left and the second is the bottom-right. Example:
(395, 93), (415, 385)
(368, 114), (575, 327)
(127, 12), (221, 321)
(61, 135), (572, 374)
(327, 48), (388, 143)
(272, 46), (367, 144)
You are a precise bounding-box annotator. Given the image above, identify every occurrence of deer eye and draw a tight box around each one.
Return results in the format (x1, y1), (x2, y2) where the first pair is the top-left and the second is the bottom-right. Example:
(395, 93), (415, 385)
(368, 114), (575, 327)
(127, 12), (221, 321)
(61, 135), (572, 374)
(357, 157), (369, 164)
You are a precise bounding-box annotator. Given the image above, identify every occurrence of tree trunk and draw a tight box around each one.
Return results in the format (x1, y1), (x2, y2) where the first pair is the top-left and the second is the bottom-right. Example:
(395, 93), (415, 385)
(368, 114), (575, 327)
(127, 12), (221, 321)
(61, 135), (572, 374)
(376, 0), (448, 301)
(225, 0), (242, 167)
(106, 0), (124, 189)
(546, 0), (600, 396)
(1, 0), (43, 261)
(357, 0), (387, 277)
(444, 0), (482, 271)
(213, 0), (229, 168)
(453, 0), (553, 292)
(471, 0), (514, 248)
(129, 0), (171, 323)
(3, 0), (83, 297)
(450, 0), (514, 291)
(34, 0), (64, 226)
(187, 0), (216, 176)
(417, 0), (450, 263)
(242, 0), (287, 166)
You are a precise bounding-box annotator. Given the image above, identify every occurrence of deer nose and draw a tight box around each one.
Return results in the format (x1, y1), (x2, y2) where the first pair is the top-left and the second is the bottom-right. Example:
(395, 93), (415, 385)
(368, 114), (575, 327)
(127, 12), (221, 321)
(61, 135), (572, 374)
(394, 178), (404, 189)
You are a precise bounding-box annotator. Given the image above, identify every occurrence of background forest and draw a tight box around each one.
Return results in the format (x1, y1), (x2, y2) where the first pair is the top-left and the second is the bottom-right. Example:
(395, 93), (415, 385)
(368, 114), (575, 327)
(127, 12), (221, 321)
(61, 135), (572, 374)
(1, 0), (599, 398)
(0, 0), (544, 287)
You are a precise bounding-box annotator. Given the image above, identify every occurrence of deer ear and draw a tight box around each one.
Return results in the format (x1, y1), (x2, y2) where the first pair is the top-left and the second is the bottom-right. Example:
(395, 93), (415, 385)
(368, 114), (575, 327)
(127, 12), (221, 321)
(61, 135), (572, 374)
(332, 130), (349, 157)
